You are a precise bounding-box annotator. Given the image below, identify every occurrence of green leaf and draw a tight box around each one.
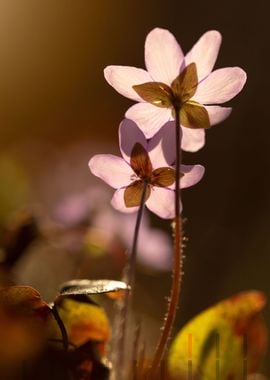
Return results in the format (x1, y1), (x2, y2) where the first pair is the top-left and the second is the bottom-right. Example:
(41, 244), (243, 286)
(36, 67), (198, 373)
(167, 291), (267, 380)
(133, 82), (173, 108)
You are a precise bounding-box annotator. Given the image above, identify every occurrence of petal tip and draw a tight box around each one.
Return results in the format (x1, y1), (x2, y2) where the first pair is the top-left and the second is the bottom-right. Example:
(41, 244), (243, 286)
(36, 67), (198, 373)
(205, 29), (222, 42)
(104, 66), (113, 84)
(197, 164), (205, 177)
(239, 67), (247, 85)
(180, 164), (205, 188)
(145, 27), (178, 50)
(147, 26), (171, 36)
(233, 67), (247, 93)
(88, 156), (96, 172)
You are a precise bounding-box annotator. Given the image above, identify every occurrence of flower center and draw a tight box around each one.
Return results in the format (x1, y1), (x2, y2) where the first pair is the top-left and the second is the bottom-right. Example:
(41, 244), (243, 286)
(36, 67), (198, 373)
(124, 143), (176, 208)
(132, 63), (210, 129)
(130, 143), (175, 187)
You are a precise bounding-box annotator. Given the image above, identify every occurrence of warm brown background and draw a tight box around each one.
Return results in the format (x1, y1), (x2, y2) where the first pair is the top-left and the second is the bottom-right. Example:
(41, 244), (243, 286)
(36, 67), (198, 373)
(0, 0), (269, 370)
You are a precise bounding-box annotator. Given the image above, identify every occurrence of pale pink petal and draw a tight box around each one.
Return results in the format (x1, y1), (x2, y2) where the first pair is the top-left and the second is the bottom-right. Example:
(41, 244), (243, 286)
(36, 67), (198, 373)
(181, 127), (205, 152)
(138, 228), (172, 270)
(180, 165), (205, 188)
(193, 67), (247, 104)
(146, 187), (176, 219)
(125, 102), (171, 138)
(119, 119), (147, 162)
(93, 208), (122, 234)
(167, 164), (205, 190)
(111, 188), (139, 214)
(180, 106), (231, 152)
(104, 66), (152, 101)
(185, 30), (222, 81)
(89, 154), (133, 189)
(148, 121), (177, 167)
(205, 105), (232, 125)
(145, 28), (184, 85)
(54, 193), (90, 226)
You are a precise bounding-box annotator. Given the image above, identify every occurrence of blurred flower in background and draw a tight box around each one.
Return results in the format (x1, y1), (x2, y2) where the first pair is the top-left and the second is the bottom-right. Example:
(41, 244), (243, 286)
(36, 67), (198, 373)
(0, 140), (172, 301)
(88, 198), (172, 271)
(54, 183), (172, 271)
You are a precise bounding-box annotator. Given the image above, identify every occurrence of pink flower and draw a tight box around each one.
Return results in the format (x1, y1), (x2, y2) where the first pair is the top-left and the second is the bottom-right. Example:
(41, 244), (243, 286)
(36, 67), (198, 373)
(104, 28), (247, 152)
(91, 207), (173, 271)
(88, 119), (204, 219)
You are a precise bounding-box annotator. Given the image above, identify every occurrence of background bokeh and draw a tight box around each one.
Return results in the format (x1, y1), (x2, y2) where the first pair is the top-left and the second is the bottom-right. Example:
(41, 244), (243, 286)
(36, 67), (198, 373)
(0, 0), (269, 372)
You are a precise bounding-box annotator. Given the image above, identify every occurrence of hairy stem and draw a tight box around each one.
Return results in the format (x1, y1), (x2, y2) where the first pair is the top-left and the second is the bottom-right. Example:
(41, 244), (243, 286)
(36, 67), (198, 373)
(149, 106), (183, 375)
(116, 180), (148, 380)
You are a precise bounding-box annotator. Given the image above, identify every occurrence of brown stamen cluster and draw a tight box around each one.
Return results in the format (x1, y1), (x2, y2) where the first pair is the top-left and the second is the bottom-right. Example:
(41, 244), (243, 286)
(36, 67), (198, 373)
(124, 143), (176, 207)
(133, 63), (210, 129)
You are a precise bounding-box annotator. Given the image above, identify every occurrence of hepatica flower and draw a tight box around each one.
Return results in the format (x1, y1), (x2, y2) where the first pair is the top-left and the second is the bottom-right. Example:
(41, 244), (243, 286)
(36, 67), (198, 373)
(91, 207), (173, 271)
(104, 28), (247, 151)
(89, 119), (204, 219)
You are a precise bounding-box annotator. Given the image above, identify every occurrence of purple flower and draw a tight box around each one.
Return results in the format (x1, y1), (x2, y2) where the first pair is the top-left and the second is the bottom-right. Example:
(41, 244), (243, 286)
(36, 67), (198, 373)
(88, 119), (204, 219)
(104, 28), (247, 152)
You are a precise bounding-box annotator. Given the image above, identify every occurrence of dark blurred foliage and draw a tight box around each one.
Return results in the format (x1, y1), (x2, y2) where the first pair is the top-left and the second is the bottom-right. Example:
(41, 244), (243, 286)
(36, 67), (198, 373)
(0, 0), (269, 374)
(0, 284), (113, 380)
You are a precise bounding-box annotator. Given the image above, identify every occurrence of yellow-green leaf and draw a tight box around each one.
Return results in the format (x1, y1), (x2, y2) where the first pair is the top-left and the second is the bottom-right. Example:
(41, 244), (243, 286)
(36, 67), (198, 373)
(133, 82), (173, 108)
(48, 296), (111, 350)
(167, 291), (267, 380)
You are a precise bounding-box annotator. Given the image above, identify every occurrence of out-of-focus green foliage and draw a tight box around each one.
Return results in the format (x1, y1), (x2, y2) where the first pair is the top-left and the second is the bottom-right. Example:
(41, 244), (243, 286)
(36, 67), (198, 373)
(0, 155), (30, 224)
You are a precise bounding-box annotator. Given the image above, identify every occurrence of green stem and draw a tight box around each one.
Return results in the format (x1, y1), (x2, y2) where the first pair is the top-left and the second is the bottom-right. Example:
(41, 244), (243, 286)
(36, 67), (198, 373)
(149, 106), (183, 375)
(116, 180), (148, 379)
